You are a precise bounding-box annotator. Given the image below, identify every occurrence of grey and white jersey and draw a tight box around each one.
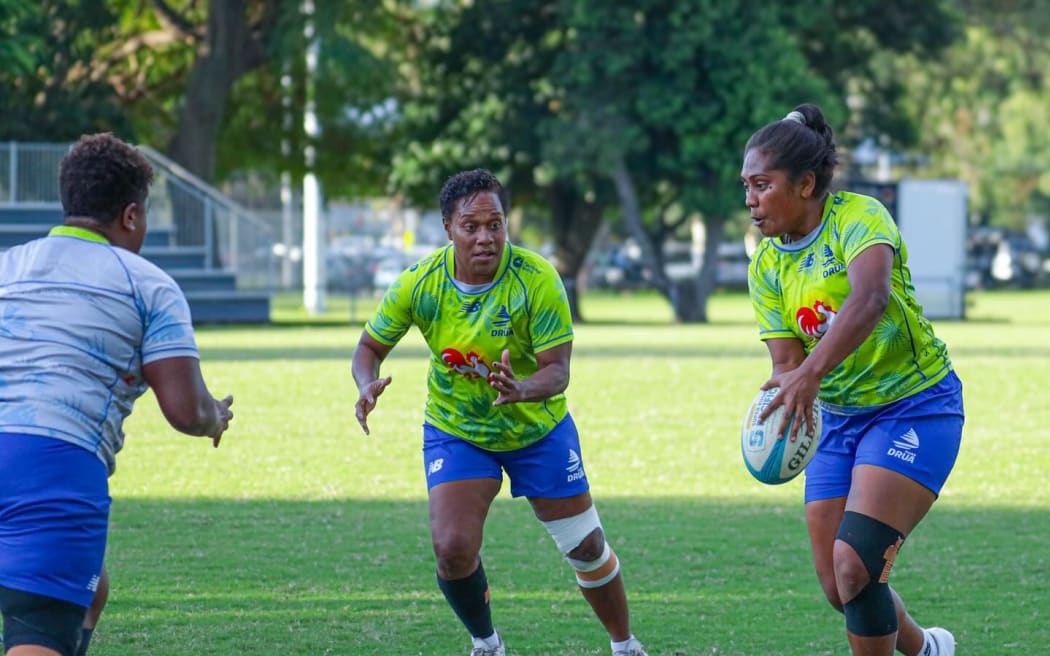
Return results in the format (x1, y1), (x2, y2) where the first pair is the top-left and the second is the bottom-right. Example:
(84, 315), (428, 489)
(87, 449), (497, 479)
(0, 226), (198, 474)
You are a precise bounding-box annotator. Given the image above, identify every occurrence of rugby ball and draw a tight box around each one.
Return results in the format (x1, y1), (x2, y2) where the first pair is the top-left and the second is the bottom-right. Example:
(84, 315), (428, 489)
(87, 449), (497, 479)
(741, 387), (822, 485)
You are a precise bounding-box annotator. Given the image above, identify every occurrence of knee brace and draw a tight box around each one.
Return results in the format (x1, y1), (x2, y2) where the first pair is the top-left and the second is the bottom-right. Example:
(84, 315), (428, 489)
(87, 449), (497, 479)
(836, 511), (905, 637)
(542, 505), (620, 589)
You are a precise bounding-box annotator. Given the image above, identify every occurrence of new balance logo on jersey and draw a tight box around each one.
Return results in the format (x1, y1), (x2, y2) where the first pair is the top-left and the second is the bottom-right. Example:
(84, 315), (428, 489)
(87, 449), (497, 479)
(566, 449), (586, 482)
(462, 299), (482, 313)
(798, 251), (815, 272)
(490, 304), (514, 336)
(87, 574), (100, 592)
(427, 458), (445, 476)
(887, 428), (919, 463)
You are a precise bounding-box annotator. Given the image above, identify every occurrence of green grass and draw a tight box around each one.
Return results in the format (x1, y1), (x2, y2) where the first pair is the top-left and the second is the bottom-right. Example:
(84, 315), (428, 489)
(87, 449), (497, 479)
(87, 290), (1050, 654)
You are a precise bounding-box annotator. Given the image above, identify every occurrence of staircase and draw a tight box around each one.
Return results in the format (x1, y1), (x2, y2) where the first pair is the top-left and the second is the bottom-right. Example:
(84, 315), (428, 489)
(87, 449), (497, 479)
(0, 205), (271, 323)
(0, 143), (274, 323)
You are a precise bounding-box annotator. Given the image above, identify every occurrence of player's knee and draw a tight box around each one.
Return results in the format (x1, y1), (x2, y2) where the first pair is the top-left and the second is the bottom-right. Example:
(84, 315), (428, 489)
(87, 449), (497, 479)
(431, 535), (479, 579)
(832, 540), (871, 602)
(835, 511), (906, 637)
(565, 527), (604, 562)
(542, 506), (621, 589)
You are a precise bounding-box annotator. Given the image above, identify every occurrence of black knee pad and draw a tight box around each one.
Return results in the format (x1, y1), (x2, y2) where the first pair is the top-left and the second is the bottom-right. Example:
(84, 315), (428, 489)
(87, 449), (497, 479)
(836, 511), (906, 637)
(0, 585), (85, 656)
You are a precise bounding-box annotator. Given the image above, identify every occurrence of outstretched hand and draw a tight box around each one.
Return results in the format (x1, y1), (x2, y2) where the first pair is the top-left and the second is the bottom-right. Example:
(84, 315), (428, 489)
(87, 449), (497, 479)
(489, 349), (522, 406)
(355, 376), (392, 435)
(209, 395), (234, 448)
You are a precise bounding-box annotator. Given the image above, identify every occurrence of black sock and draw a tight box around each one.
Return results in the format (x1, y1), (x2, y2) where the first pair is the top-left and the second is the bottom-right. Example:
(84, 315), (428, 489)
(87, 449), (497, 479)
(76, 628), (95, 656)
(436, 561), (494, 639)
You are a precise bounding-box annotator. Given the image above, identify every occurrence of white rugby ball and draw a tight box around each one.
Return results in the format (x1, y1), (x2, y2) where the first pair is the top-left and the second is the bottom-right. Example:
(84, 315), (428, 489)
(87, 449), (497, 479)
(741, 387), (822, 485)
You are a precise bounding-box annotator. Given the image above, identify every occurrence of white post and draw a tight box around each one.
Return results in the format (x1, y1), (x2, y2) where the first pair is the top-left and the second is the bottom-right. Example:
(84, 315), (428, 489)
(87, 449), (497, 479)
(280, 64), (295, 290)
(9, 142), (17, 203)
(302, 0), (326, 314)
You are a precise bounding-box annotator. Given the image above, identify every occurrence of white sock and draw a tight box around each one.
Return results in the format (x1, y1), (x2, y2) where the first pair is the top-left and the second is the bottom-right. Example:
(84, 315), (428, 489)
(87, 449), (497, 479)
(472, 631), (501, 649)
(611, 635), (636, 652)
(918, 629), (933, 656)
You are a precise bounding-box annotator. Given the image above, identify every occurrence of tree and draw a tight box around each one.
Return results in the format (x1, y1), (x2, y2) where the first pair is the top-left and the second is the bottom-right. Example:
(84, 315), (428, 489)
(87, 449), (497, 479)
(542, 1), (838, 322)
(390, 0), (614, 319)
(1, 0), (402, 201)
(891, 0), (1050, 228)
(0, 0), (36, 78)
(546, 0), (959, 322)
(392, 0), (960, 322)
(0, 0), (134, 141)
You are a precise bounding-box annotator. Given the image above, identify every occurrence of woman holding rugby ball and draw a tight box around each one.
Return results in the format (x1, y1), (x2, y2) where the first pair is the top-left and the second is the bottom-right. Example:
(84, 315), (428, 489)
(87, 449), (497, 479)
(741, 103), (963, 656)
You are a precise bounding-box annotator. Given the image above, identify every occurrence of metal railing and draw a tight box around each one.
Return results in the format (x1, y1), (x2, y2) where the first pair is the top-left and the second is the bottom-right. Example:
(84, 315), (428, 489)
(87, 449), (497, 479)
(0, 141), (276, 291)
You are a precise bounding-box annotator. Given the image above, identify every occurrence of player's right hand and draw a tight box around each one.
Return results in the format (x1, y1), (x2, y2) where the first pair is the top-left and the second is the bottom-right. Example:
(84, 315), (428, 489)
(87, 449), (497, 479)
(355, 376), (392, 435)
(208, 395), (234, 447)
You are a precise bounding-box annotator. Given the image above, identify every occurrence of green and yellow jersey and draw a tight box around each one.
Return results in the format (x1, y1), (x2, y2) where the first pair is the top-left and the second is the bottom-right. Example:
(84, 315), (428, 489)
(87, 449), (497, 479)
(748, 191), (952, 412)
(365, 242), (573, 450)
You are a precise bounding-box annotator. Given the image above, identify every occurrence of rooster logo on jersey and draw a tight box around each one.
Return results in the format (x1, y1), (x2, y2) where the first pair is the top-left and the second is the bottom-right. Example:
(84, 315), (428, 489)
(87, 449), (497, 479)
(796, 300), (837, 338)
(441, 348), (492, 381)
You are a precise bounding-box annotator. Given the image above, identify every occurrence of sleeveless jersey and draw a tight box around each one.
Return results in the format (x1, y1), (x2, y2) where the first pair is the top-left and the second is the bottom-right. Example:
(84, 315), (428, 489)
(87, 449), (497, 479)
(748, 191), (952, 411)
(365, 242), (573, 451)
(0, 226), (199, 473)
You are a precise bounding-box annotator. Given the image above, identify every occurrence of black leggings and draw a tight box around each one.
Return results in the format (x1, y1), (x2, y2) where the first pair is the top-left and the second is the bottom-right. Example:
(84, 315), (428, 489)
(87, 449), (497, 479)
(0, 585), (85, 656)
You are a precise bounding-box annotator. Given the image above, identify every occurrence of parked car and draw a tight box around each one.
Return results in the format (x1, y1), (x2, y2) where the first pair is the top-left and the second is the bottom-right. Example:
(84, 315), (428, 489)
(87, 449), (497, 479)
(586, 239), (751, 291)
(966, 227), (1044, 289)
(372, 254), (410, 293)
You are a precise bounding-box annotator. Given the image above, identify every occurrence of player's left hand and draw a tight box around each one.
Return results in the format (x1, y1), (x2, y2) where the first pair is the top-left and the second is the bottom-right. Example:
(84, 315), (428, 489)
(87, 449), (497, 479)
(489, 349), (522, 406)
(760, 367), (821, 442)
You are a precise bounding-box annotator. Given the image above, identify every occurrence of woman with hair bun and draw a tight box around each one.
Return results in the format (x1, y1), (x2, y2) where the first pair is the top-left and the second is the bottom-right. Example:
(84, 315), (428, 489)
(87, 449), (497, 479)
(741, 104), (963, 656)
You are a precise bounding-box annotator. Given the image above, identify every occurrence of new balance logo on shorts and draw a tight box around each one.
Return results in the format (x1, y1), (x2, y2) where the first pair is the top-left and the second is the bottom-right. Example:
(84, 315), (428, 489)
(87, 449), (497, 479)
(566, 449), (585, 483)
(887, 427), (919, 464)
(427, 458), (444, 476)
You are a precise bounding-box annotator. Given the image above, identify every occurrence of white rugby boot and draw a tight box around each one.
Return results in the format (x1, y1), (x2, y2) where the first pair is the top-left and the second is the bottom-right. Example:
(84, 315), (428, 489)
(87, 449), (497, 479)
(469, 632), (505, 656)
(612, 636), (649, 656)
(922, 627), (956, 656)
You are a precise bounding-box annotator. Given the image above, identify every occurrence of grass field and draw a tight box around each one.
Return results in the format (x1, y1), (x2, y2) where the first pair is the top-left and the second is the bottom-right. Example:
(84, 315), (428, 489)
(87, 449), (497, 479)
(89, 290), (1050, 655)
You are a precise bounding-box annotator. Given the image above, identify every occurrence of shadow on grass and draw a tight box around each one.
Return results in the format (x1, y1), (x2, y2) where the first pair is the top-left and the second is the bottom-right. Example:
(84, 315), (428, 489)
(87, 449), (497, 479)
(93, 497), (1048, 656)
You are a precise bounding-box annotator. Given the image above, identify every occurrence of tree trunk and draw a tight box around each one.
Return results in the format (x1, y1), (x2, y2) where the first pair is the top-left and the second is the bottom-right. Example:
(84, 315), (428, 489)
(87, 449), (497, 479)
(162, 0), (272, 265)
(671, 214), (726, 323)
(611, 155), (726, 323)
(166, 0), (261, 181)
(547, 180), (605, 322)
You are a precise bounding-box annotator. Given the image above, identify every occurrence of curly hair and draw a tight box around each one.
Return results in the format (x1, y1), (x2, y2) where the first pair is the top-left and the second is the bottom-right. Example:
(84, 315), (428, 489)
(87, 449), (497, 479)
(438, 169), (509, 220)
(743, 103), (838, 197)
(59, 133), (154, 224)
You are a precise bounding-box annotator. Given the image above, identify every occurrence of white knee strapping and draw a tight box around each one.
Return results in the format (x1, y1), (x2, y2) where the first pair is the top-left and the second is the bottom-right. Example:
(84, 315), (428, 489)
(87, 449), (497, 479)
(542, 505), (602, 554)
(570, 541), (619, 588)
(542, 506), (621, 589)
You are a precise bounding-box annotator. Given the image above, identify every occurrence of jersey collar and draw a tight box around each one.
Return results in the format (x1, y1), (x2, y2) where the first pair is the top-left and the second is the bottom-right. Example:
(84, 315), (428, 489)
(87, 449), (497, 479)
(49, 225), (111, 245)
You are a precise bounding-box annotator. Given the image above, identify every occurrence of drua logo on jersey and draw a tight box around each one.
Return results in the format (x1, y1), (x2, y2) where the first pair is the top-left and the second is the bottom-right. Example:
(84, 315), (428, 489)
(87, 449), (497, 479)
(821, 245), (844, 278)
(796, 300), (837, 338)
(490, 305), (513, 336)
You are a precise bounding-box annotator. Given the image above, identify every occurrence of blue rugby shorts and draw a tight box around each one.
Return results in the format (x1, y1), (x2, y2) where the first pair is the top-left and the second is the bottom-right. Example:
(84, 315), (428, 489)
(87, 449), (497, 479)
(804, 371), (964, 503)
(0, 433), (110, 607)
(422, 414), (590, 499)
